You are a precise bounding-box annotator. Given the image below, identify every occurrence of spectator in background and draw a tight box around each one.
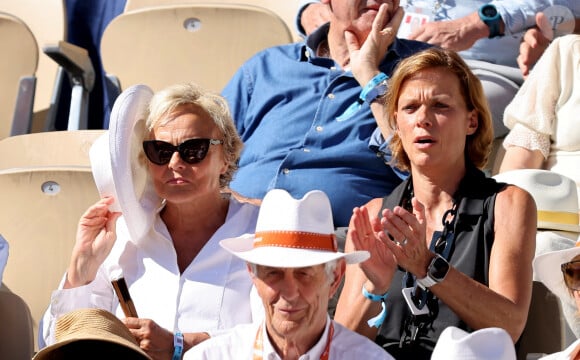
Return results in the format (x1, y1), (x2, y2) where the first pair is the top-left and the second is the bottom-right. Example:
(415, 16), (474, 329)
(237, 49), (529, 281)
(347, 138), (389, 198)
(499, 35), (580, 194)
(297, 0), (580, 139)
(222, 0), (431, 227)
(534, 238), (580, 358)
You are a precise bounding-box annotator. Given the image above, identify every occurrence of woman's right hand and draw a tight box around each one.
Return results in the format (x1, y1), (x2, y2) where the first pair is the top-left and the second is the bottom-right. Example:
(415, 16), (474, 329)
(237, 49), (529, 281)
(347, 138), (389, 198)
(65, 197), (121, 288)
(349, 205), (397, 292)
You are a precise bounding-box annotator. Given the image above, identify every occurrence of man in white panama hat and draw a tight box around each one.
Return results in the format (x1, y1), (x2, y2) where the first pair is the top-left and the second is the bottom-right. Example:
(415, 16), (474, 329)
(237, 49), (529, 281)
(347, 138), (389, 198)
(184, 189), (393, 359)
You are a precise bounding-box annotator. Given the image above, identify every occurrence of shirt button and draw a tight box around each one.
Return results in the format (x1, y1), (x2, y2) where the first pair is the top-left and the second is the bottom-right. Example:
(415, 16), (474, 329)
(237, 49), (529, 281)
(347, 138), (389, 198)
(303, 148), (310, 152)
(327, 93), (335, 99)
(282, 168), (290, 174)
(316, 126), (323, 132)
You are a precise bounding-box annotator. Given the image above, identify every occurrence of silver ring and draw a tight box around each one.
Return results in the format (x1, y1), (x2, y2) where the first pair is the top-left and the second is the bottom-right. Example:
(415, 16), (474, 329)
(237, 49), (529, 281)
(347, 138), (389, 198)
(400, 238), (408, 246)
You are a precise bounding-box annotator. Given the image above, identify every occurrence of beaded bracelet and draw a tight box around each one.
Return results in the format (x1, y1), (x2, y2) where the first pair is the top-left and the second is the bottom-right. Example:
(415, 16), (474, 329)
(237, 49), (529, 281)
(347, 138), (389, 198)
(362, 283), (389, 328)
(336, 72), (389, 122)
(172, 331), (183, 360)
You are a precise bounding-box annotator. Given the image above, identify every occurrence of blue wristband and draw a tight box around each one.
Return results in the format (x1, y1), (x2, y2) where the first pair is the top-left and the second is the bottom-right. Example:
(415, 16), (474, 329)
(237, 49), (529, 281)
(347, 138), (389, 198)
(362, 284), (388, 328)
(172, 331), (183, 360)
(336, 72), (389, 122)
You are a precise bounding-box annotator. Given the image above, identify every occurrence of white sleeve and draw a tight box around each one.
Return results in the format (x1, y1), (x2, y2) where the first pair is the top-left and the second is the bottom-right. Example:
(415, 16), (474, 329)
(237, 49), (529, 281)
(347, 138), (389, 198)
(38, 268), (115, 347)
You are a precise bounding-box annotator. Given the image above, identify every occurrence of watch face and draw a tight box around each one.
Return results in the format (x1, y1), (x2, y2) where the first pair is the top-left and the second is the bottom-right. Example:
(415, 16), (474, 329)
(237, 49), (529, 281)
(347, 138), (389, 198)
(431, 256), (450, 280)
(482, 5), (497, 17)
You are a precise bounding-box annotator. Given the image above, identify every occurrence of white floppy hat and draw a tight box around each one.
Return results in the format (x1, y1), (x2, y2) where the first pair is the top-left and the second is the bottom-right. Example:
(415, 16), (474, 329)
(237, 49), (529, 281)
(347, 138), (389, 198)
(220, 189), (369, 268)
(431, 326), (516, 360)
(534, 240), (580, 306)
(493, 169), (580, 233)
(33, 308), (151, 359)
(90, 84), (162, 245)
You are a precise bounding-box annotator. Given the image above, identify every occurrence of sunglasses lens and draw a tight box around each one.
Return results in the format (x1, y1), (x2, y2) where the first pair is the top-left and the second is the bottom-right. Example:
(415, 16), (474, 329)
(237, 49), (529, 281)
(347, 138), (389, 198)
(179, 139), (210, 164)
(562, 261), (580, 291)
(143, 141), (175, 165)
(143, 139), (213, 165)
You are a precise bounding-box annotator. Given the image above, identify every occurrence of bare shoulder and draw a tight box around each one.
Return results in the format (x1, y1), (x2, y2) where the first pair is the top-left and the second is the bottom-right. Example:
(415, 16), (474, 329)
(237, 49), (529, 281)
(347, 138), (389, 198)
(495, 183), (536, 215)
(494, 183), (537, 249)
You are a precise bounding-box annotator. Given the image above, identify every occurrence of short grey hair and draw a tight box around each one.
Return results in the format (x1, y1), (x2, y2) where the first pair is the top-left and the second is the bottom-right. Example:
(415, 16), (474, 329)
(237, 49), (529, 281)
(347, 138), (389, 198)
(143, 82), (242, 188)
(248, 259), (339, 285)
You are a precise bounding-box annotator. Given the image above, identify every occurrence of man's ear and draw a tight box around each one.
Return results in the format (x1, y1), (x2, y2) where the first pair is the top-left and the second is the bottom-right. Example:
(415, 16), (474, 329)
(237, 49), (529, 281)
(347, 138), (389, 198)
(329, 259), (346, 298)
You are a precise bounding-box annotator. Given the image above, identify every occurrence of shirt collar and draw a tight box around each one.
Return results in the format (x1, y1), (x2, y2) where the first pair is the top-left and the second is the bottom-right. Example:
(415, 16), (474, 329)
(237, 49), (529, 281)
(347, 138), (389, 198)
(261, 316), (332, 360)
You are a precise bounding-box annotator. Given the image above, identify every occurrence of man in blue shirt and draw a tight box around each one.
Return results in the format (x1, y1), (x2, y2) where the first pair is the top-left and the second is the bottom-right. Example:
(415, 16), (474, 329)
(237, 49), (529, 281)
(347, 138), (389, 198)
(222, 0), (430, 227)
(297, 0), (580, 139)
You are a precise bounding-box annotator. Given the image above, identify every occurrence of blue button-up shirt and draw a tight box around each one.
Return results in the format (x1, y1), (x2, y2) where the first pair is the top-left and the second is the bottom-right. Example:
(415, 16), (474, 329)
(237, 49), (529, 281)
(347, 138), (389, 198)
(222, 25), (430, 226)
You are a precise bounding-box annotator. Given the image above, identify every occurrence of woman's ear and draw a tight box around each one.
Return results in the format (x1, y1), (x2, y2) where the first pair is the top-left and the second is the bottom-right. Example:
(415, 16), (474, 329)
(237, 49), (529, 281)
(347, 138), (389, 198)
(466, 110), (478, 135)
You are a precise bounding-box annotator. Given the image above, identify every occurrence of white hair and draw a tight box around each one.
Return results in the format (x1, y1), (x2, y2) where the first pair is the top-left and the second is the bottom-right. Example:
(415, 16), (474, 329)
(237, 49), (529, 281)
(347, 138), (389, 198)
(248, 259), (339, 285)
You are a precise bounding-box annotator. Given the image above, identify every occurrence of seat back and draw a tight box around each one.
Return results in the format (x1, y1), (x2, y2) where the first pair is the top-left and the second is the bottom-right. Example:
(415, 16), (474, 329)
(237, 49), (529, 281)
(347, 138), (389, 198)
(0, 288), (34, 360)
(1, 0), (66, 129)
(123, 0), (303, 40)
(0, 12), (38, 139)
(101, 3), (293, 94)
(0, 130), (104, 351)
(517, 281), (566, 359)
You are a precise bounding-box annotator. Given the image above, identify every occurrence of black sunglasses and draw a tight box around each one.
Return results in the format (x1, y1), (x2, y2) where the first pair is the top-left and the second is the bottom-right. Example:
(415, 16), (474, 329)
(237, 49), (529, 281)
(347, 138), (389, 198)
(561, 260), (580, 291)
(142, 138), (223, 165)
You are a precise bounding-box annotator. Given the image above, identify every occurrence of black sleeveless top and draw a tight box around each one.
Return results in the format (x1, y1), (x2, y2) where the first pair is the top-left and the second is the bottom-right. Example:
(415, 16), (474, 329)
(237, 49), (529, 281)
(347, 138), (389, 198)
(375, 165), (505, 359)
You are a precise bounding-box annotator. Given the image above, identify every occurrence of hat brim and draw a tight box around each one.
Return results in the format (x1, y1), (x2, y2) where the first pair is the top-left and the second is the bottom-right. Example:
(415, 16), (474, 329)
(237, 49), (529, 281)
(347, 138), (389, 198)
(534, 245), (580, 306)
(33, 336), (150, 360)
(220, 234), (369, 268)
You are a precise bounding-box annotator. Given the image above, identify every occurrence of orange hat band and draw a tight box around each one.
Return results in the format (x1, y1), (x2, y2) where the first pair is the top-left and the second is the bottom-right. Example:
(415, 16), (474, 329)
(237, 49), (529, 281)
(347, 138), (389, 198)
(254, 231), (338, 252)
(538, 210), (579, 226)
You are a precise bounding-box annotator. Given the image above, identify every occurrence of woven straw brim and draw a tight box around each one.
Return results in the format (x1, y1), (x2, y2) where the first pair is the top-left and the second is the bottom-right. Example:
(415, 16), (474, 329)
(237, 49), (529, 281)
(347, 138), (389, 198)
(33, 308), (151, 360)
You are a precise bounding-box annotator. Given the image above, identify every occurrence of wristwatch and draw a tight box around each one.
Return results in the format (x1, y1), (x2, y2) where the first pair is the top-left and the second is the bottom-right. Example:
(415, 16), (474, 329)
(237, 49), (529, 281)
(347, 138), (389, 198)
(364, 79), (388, 104)
(478, 4), (503, 38)
(416, 254), (450, 289)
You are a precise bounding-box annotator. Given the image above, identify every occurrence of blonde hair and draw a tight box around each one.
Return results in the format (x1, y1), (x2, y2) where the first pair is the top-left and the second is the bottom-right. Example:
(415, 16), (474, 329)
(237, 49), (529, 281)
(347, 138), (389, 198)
(144, 83), (242, 188)
(383, 48), (493, 172)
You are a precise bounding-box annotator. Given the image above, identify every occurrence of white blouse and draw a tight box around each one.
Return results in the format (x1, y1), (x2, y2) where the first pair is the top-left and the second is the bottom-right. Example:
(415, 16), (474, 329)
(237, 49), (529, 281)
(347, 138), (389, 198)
(503, 35), (580, 191)
(39, 197), (260, 347)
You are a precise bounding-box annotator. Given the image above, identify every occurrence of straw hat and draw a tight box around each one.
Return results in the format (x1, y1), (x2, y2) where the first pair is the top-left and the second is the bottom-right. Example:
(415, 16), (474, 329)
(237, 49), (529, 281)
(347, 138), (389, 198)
(33, 308), (151, 360)
(493, 169), (580, 233)
(220, 189), (369, 267)
(431, 326), (516, 360)
(90, 84), (161, 245)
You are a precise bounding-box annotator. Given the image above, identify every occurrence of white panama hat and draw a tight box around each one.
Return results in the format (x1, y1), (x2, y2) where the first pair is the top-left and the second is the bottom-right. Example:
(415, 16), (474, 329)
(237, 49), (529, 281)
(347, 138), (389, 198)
(431, 326), (516, 360)
(89, 84), (162, 245)
(493, 169), (580, 233)
(534, 240), (580, 307)
(220, 189), (369, 268)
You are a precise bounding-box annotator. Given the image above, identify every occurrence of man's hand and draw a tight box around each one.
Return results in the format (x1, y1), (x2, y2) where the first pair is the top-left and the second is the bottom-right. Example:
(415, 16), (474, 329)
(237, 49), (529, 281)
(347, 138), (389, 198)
(408, 12), (491, 51)
(517, 12), (553, 78)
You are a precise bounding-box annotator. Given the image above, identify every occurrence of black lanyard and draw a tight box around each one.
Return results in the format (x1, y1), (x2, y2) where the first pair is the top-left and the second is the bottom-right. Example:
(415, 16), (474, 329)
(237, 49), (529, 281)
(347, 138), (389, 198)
(399, 195), (459, 346)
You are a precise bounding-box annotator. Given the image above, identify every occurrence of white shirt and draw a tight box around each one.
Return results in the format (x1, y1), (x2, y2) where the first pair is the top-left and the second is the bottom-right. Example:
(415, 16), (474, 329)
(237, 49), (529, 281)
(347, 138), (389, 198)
(184, 317), (394, 360)
(39, 197), (260, 347)
(503, 35), (580, 193)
